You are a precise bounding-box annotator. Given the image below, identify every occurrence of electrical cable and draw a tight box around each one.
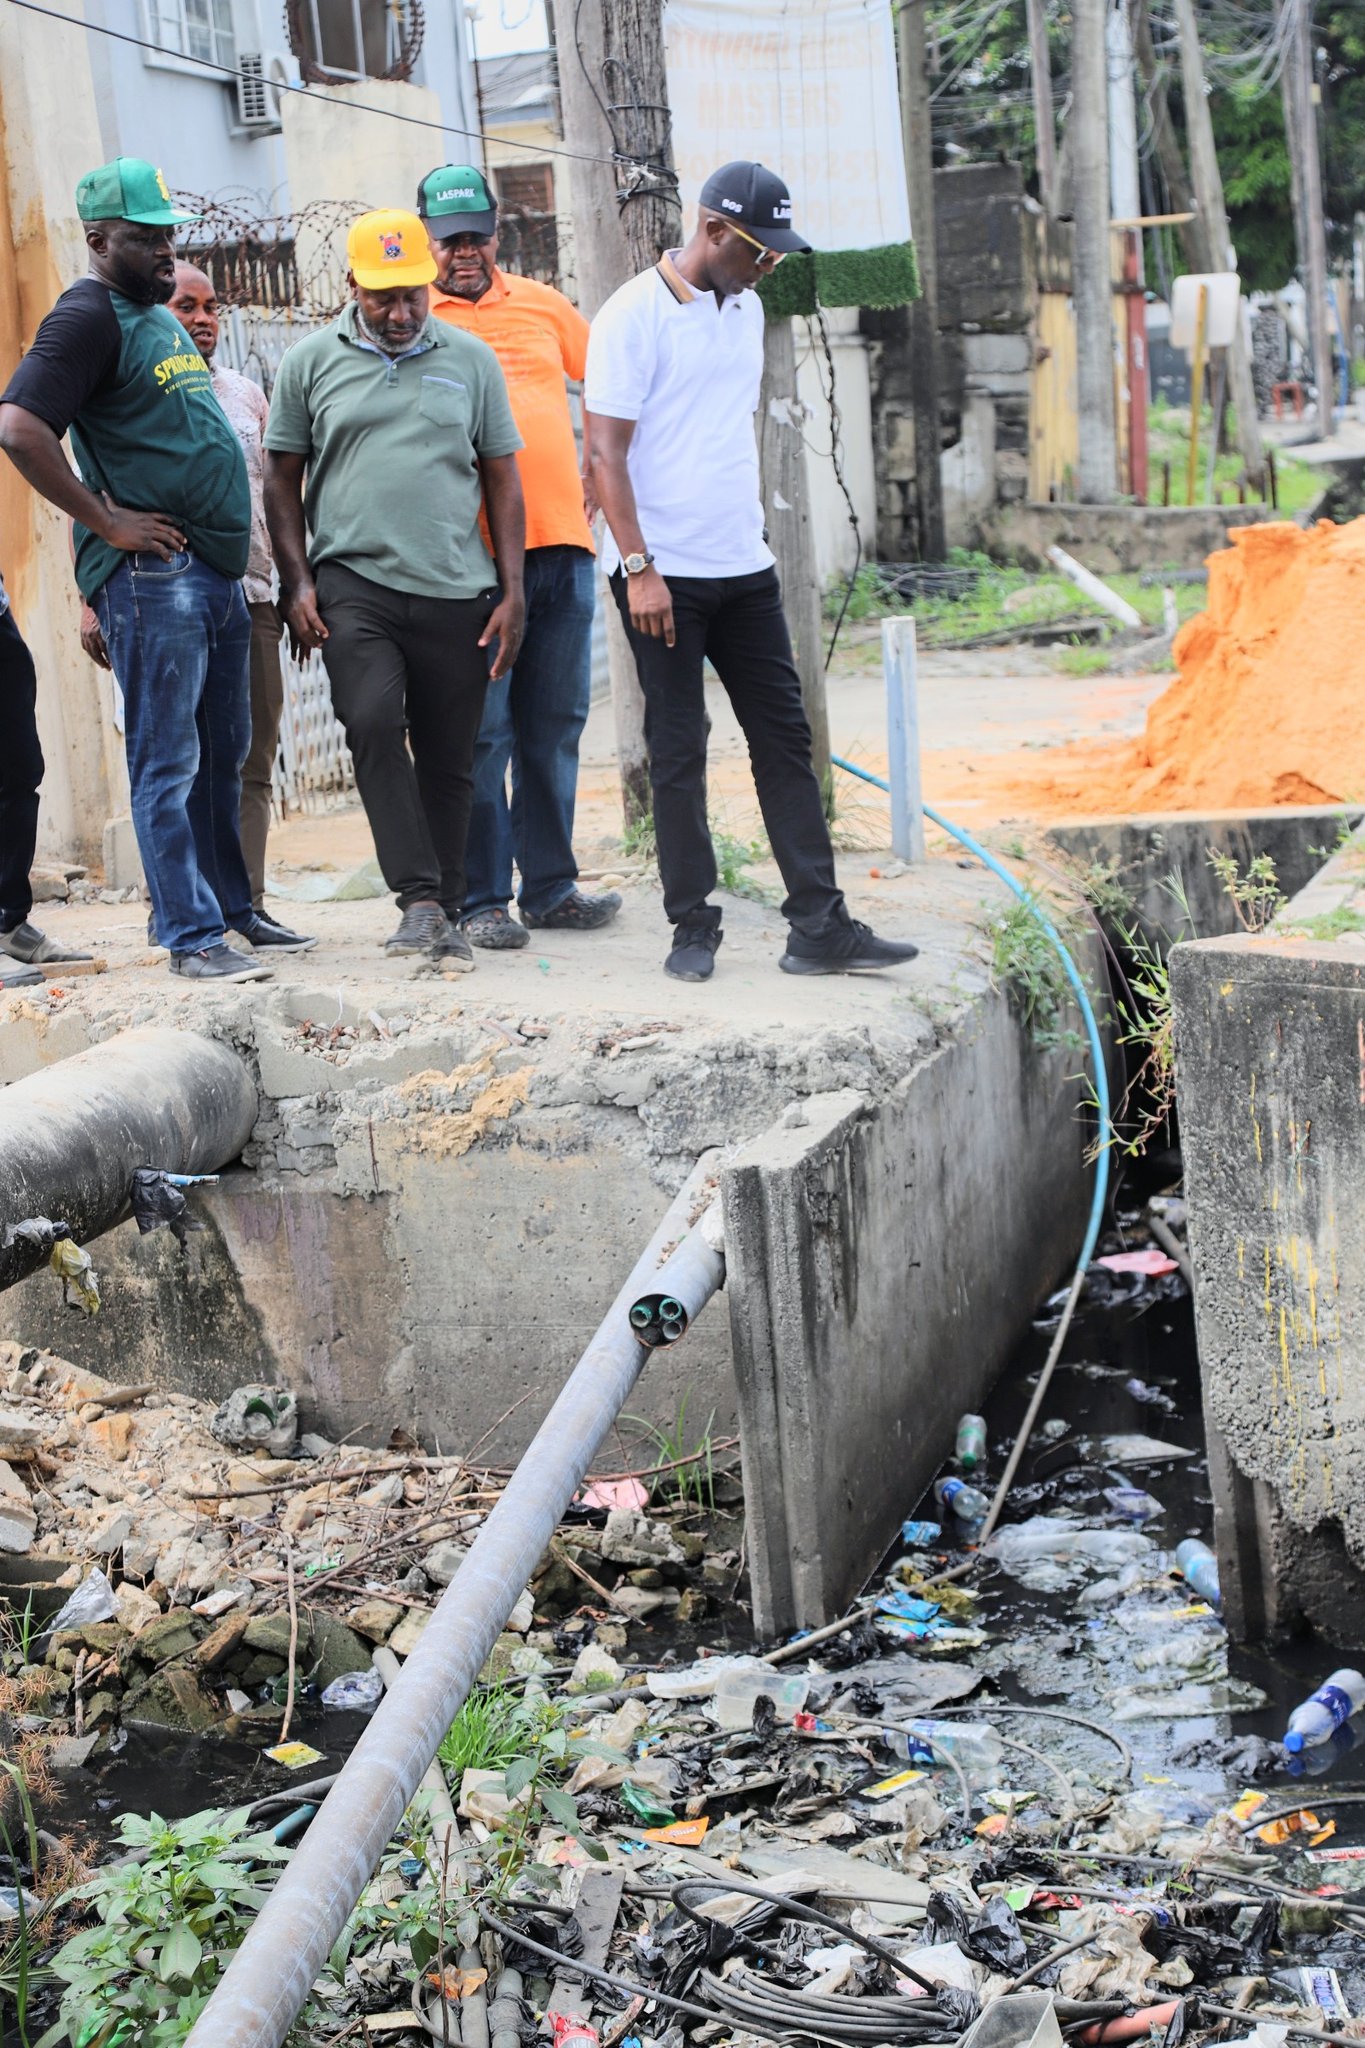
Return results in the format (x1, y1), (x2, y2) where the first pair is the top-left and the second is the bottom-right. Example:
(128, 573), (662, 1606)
(669, 1876), (948, 2001)
(4, 0), (636, 173)
(476, 1899), (793, 2042)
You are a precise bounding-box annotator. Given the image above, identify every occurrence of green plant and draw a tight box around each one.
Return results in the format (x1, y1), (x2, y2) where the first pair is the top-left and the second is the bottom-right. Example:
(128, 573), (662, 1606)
(711, 826), (777, 905)
(1087, 874), (1196, 1160)
(469, 1695), (611, 1897)
(1053, 644), (1113, 678)
(623, 1393), (717, 1510)
(45, 1805), (311, 2048)
(620, 810), (657, 867)
(0, 1593), (36, 1667)
(0, 1761), (48, 2046)
(1075, 859), (1135, 927)
(1284, 905), (1365, 941)
(1208, 849), (1286, 932)
(439, 1681), (540, 1779)
(985, 891), (1084, 1050)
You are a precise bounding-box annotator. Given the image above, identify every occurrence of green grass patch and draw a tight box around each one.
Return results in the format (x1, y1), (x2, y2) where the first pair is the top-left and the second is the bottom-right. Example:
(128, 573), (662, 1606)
(1283, 905), (1365, 941)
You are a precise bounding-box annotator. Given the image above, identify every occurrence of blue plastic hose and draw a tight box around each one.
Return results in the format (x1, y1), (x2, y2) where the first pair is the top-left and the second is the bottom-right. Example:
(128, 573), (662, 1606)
(830, 754), (1110, 1271)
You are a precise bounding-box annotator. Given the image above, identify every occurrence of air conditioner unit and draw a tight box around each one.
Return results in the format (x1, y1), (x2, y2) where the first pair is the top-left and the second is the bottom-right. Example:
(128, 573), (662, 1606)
(235, 48), (297, 130)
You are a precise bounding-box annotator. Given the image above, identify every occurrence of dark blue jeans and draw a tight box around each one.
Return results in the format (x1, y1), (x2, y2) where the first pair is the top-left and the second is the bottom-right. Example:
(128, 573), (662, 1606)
(95, 551), (253, 956)
(463, 544), (596, 918)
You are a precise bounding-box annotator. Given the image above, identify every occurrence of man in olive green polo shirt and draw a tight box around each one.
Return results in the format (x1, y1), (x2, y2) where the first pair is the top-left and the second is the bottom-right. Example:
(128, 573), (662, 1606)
(264, 207), (525, 968)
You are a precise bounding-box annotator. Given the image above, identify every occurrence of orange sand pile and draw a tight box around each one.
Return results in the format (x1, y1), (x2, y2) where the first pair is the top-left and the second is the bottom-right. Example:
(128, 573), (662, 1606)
(1016, 519), (1365, 814)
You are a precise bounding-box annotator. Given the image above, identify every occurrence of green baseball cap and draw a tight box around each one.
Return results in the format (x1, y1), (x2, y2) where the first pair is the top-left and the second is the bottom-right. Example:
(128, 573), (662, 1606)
(76, 158), (201, 227)
(416, 164), (498, 236)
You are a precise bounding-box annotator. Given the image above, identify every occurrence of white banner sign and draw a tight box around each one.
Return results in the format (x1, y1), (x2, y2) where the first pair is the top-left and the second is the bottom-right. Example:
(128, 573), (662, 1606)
(663, 0), (912, 252)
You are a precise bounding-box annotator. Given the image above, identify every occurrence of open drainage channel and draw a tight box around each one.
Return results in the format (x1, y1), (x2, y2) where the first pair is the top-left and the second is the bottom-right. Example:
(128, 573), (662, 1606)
(8, 1166), (1365, 2048)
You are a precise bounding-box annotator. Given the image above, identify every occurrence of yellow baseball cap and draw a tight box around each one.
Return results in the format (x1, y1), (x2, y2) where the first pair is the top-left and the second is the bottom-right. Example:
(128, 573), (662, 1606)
(346, 208), (437, 289)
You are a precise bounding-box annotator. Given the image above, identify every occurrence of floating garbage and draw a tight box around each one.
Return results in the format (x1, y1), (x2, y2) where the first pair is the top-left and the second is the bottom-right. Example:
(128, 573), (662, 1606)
(1108, 1676), (1269, 1721)
(321, 1666), (385, 1711)
(1104, 1485), (1164, 1523)
(935, 1475), (989, 1524)
(986, 1516), (1152, 1591)
(1095, 1433), (1195, 1465)
(954, 1414), (986, 1471)
(1174, 1536), (1222, 1610)
(1283, 1666), (1365, 1752)
(901, 1519), (943, 1546)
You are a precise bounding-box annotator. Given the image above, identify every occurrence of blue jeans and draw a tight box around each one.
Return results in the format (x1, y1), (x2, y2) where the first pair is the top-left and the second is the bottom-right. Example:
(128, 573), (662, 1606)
(95, 551), (253, 956)
(463, 544), (596, 918)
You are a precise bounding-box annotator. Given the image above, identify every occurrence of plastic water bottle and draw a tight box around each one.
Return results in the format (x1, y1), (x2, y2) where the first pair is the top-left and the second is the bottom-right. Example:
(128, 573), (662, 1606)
(1174, 1538), (1222, 1611)
(955, 1414), (987, 1471)
(1283, 1669), (1365, 1754)
(901, 1721), (1004, 1774)
(935, 1475), (989, 1523)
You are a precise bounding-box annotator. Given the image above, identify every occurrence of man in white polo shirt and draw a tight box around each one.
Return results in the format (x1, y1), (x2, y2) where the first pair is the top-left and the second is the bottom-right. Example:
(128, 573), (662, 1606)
(585, 161), (919, 983)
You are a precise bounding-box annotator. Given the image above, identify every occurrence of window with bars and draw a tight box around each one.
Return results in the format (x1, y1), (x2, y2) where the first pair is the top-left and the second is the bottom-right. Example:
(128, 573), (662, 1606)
(145, 0), (236, 68)
(291, 0), (402, 79)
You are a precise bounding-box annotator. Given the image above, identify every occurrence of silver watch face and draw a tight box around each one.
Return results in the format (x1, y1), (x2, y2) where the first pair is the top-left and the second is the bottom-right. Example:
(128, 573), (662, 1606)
(625, 552), (648, 574)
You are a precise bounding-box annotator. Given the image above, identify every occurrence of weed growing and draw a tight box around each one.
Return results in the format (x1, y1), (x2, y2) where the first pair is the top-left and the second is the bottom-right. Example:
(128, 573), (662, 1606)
(984, 890), (1086, 1051)
(623, 1393), (717, 1511)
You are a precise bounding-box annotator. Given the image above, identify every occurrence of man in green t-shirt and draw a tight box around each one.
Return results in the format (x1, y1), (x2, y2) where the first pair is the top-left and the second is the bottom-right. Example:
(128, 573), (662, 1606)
(0, 156), (312, 981)
(265, 207), (525, 970)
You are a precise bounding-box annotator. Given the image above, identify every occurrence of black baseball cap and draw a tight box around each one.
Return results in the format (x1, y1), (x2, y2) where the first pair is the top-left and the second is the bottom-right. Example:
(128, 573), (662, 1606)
(699, 161), (811, 253)
(416, 164), (498, 237)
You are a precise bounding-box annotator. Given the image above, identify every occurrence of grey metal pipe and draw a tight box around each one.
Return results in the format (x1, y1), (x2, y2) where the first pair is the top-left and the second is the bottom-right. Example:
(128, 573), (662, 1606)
(187, 1158), (725, 2048)
(0, 1026), (257, 1289)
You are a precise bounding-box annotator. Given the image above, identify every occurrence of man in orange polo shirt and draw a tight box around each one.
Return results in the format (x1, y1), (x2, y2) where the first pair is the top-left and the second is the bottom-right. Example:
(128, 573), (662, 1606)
(419, 166), (619, 948)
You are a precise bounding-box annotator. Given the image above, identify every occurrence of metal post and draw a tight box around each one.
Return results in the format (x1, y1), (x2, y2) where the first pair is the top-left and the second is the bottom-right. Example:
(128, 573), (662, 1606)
(883, 616), (925, 863)
(1072, 0), (1119, 502)
(187, 1166), (725, 2048)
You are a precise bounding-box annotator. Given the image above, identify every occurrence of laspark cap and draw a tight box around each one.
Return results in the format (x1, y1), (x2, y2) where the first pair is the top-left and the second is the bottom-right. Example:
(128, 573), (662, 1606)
(416, 164), (498, 237)
(698, 160), (811, 253)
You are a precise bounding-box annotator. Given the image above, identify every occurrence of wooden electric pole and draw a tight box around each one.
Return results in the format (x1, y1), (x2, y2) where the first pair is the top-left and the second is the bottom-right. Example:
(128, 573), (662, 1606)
(1171, 0), (1266, 473)
(1025, 0), (1059, 215)
(1281, 0), (1335, 439)
(896, 0), (946, 560)
(551, 0), (681, 824)
(1071, 0), (1118, 500)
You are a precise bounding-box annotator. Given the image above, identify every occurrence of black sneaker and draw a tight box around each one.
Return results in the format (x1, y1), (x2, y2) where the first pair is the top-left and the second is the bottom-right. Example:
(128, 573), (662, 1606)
(522, 889), (623, 931)
(459, 906), (529, 950)
(780, 917), (919, 976)
(233, 911), (318, 953)
(430, 922), (476, 974)
(385, 903), (450, 955)
(665, 920), (723, 982)
(169, 942), (273, 983)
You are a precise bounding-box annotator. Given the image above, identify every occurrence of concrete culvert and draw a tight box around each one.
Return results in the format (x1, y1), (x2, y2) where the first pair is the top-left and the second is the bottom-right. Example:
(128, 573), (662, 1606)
(0, 1026), (258, 1291)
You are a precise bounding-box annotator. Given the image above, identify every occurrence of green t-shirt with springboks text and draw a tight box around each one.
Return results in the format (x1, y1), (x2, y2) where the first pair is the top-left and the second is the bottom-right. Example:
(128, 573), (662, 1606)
(0, 276), (250, 601)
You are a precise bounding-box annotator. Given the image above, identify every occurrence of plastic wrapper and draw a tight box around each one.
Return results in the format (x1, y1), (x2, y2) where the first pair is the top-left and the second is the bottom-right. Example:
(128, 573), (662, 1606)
(50, 1236), (99, 1315)
(129, 1166), (215, 1246)
(321, 1666), (384, 1710)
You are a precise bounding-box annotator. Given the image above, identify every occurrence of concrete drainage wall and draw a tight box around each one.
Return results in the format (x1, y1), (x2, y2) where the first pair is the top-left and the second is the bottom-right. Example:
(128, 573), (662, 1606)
(1173, 825), (1365, 1646)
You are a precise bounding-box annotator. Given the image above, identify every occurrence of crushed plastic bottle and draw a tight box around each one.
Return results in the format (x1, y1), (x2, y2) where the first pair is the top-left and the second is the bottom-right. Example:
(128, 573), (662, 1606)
(321, 1667), (384, 1710)
(1174, 1537), (1222, 1612)
(954, 1414), (987, 1471)
(1283, 1669), (1365, 1754)
(704, 1658), (809, 1729)
(550, 2015), (600, 2048)
(934, 1475), (989, 1524)
(902, 1720), (1004, 1774)
(1104, 1485), (1165, 1523)
(901, 1519), (942, 1547)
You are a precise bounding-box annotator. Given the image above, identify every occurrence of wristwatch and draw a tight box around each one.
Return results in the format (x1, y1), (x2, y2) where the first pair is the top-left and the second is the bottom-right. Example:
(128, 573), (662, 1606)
(623, 550), (655, 576)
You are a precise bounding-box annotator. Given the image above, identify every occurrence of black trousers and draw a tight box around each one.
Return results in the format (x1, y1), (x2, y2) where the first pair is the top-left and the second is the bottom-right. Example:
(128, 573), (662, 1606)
(611, 565), (843, 931)
(317, 562), (496, 916)
(0, 603), (43, 934)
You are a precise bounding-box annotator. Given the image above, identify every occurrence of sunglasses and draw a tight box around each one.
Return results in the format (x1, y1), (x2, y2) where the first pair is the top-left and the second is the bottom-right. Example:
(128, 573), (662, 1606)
(727, 220), (786, 268)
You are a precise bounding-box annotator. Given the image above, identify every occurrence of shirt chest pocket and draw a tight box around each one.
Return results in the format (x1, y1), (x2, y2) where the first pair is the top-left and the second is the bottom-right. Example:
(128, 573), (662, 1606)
(419, 373), (472, 430)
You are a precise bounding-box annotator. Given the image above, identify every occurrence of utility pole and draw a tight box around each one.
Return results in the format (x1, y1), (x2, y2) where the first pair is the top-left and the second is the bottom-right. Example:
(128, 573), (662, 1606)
(1171, 0), (1266, 473)
(1025, 0), (1059, 216)
(758, 328), (832, 800)
(896, 0), (946, 559)
(1281, 0), (1335, 439)
(1107, 0), (1141, 227)
(551, 0), (681, 823)
(1071, 0), (1118, 500)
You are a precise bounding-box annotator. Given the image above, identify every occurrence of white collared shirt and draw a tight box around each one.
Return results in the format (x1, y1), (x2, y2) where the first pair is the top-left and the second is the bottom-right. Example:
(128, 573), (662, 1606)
(585, 252), (773, 580)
